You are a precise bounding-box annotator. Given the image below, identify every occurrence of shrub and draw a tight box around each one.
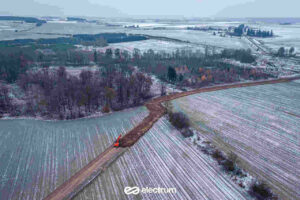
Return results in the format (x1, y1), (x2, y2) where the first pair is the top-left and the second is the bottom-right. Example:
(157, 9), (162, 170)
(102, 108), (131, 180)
(212, 150), (225, 163)
(249, 181), (273, 200)
(169, 112), (190, 129)
(222, 160), (235, 172)
(181, 128), (194, 138)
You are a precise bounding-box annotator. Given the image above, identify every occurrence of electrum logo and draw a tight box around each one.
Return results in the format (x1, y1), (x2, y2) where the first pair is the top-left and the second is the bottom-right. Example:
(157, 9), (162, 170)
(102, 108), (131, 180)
(124, 186), (177, 195)
(124, 186), (140, 195)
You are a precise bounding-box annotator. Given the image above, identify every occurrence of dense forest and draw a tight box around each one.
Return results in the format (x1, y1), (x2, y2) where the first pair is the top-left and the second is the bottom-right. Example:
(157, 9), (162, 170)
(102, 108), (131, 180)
(132, 48), (270, 87)
(0, 16), (46, 24)
(2, 66), (152, 119)
(0, 41), (273, 119)
(0, 33), (148, 46)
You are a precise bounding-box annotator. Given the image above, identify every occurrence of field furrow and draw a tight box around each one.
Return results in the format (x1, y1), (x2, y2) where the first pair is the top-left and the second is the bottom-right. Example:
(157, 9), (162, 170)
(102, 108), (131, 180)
(0, 107), (148, 200)
(74, 118), (250, 200)
(172, 80), (300, 199)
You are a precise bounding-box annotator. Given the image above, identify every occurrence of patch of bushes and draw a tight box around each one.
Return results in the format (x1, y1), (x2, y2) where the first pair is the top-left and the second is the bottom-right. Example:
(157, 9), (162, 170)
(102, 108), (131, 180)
(221, 49), (256, 63)
(224, 152), (238, 172)
(192, 132), (275, 198)
(249, 181), (273, 200)
(212, 150), (225, 162)
(222, 160), (235, 172)
(181, 128), (194, 138)
(164, 101), (193, 137)
(212, 150), (238, 172)
(169, 112), (190, 129)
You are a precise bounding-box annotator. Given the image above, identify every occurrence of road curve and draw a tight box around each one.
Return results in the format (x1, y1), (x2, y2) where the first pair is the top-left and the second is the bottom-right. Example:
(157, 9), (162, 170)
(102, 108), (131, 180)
(44, 76), (300, 200)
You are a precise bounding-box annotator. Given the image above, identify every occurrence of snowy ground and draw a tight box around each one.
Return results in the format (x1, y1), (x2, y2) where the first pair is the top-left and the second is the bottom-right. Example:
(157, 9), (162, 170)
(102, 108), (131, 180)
(172, 80), (300, 199)
(108, 39), (204, 53)
(125, 29), (251, 50)
(0, 107), (148, 200)
(74, 117), (252, 200)
(150, 75), (183, 97)
(76, 39), (205, 54)
(248, 23), (300, 55)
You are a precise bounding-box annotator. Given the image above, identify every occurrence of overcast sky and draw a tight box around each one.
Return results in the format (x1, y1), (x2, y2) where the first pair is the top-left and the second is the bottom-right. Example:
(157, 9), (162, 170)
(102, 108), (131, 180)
(1, 0), (300, 18)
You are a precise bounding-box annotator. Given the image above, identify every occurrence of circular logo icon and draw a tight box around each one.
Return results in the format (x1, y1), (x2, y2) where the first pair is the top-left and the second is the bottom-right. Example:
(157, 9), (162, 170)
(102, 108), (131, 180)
(124, 186), (140, 195)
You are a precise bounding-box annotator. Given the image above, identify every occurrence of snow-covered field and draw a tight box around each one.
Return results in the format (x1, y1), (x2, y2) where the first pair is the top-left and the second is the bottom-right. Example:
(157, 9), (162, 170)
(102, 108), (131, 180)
(126, 29), (250, 50)
(248, 23), (300, 54)
(1, 20), (300, 56)
(74, 117), (251, 200)
(77, 39), (205, 54)
(0, 107), (148, 200)
(0, 21), (123, 41)
(108, 39), (204, 53)
(171, 80), (300, 199)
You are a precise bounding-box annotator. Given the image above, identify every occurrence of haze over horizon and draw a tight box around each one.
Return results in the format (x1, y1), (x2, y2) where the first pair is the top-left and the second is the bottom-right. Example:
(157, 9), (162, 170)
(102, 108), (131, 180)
(0, 0), (299, 18)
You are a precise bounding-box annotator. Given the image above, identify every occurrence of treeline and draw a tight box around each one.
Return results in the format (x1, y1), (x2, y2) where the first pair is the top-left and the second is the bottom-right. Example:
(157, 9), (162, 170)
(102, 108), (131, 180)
(187, 26), (222, 32)
(166, 65), (270, 88)
(0, 16), (46, 24)
(220, 49), (255, 63)
(0, 33), (147, 46)
(231, 24), (274, 38)
(246, 28), (273, 38)
(66, 17), (87, 22)
(276, 46), (296, 57)
(131, 48), (270, 87)
(231, 24), (246, 37)
(14, 66), (152, 119)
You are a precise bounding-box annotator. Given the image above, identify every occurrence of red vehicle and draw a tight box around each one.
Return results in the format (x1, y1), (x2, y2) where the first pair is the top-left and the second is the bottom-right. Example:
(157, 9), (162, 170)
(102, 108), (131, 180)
(114, 134), (122, 147)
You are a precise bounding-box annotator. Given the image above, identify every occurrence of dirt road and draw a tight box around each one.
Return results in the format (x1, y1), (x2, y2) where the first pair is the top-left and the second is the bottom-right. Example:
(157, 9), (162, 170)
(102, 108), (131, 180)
(44, 146), (128, 200)
(121, 76), (300, 146)
(44, 76), (299, 200)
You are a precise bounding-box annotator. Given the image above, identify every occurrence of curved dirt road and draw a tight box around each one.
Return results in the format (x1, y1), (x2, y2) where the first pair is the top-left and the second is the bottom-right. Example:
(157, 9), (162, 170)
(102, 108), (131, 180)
(44, 76), (300, 200)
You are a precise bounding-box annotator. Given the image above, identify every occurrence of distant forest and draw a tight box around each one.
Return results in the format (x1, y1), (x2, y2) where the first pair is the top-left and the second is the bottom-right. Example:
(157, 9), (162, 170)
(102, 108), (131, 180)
(0, 33), (148, 46)
(231, 24), (274, 38)
(0, 16), (46, 26)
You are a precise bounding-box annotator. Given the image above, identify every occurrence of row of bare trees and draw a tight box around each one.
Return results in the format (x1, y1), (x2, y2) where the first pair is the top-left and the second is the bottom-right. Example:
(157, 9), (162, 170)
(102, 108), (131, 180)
(15, 66), (152, 119)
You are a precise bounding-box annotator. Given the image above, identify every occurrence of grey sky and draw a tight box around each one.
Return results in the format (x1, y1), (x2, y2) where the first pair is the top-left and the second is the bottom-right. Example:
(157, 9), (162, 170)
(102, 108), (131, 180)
(1, 0), (300, 18)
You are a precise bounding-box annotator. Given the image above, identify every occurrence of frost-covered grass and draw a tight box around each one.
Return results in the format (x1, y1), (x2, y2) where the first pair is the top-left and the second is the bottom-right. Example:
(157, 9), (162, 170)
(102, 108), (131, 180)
(171, 80), (300, 199)
(0, 106), (148, 200)
(74, 117), (250, 200)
